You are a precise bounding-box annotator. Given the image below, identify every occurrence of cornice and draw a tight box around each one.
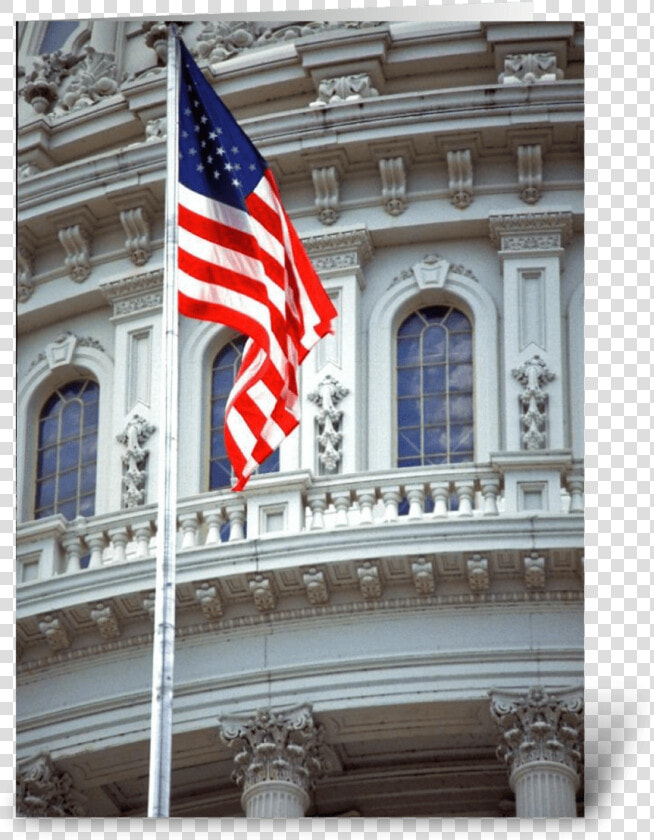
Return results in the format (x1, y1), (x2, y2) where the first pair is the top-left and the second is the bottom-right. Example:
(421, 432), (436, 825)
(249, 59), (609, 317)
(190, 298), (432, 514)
(99, 268), (163, 317)
(302, 226), (374, 276)
(488, 211), (574, 251)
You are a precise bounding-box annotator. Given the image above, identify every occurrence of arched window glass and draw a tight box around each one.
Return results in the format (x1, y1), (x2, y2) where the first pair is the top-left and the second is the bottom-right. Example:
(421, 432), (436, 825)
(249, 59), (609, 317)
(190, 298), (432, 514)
(209, 337), (279, 489)
(35, 379), (99, 521)
(396, 305), (473, 467)
(39, 21), (79, 53)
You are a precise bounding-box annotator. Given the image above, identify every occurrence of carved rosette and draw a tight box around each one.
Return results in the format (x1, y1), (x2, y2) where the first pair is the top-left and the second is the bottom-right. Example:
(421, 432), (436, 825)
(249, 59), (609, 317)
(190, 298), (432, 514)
(116, 414), (156, 508)
(310, 73), (379, 108)
(16, 753), (87, 817)
(218, 704), (332, 799)
(490, 686), (584, 780)
(308, 375), (348, 473)
(512, 355), (555, 450)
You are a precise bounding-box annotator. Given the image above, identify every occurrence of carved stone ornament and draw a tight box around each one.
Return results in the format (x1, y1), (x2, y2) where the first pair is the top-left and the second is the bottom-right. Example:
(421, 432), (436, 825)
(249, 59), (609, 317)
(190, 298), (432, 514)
(120, 207), (152, 266)
(18, 161), (41, 180)
(29, 330), (105, 371)
(489, 686), (584, 778)
(16, 753), (87, 817)
(308, 375), (348, 473)
(379, 157), (408, 216)
(310, 73), (379, 108)
(218, 704), (335, 795)
(193, 21), (383, 66)
(466, 555), (489, 593)
(53, 47), (119, 114)
(389, 253), (477, 291)
(312, 166), (340, 225)
(302, 568), (329, 605)
(116, 414), (156, 508)
(411, 557), (436, 595)
(58, 224), (92, 283)
(100, 269), (163, 317)
(302, 228), (374, 275)
(89, 602), (121, 640)
(249, 574), (276, 612)
(524, 552), (546, 590)
(357, 561), (382, 599)
(17, 243), (34, 303)
(489, 212), (573, 253)
(142, 21), (171, 64)
(145, 116), (166, 142)
(447, 149), (474, 209)
(20, 50), (83, 114)
(38, 614), (70, 651)
(194, 582), (223, 619)
(512, 355), (555, 450)
(518, 145), (543, 205)
(499, 53), (564, 85)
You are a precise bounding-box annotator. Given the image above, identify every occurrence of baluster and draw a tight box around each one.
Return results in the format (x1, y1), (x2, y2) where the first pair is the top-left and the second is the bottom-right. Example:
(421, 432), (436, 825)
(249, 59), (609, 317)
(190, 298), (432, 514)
(60, 532), (84, 574)
(107, 526), (130, 564)
(225, 499), (246, 541)
(429, 481), (450, 518)
(331, 490), (351, 528)
(404, 483), (426, 519)
(204, 508), (224, 544)
(480, 474), (500, 516)
(455, 480), (475, 517)
(380, 485), (401, 521)
(132, 521), (154, 558)
(85, 531), (107, 568)
(179, 512), (201, 549)
(356, 490), (376, 525)
(306, 491), (327, 530)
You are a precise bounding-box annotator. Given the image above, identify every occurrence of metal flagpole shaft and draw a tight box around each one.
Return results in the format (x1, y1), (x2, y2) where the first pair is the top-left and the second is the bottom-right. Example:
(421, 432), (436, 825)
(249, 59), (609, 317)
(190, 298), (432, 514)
(147, 23), (180, 819)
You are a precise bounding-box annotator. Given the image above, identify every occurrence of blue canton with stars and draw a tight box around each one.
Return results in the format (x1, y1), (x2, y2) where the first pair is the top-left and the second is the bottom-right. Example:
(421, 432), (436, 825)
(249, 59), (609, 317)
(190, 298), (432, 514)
(178, 39), (268, 212)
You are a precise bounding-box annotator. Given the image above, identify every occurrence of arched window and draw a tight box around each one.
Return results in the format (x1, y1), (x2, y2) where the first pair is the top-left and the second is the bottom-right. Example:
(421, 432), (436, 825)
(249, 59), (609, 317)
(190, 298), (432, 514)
(209, 337), (280, 489)
(396, 306), (474, 467)
(35, 379), (99, 520)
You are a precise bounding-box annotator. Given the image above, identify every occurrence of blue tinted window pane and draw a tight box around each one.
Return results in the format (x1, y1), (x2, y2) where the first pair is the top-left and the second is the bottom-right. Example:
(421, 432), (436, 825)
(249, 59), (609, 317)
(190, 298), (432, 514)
(398, 455), (422, 468)
(449, 364), (473, 391)
(80, 464), (96, 494)
(423, 365), (446, 394)
(450, 395), (473, 422)
(449, 332), (472, 362)
(259, 450), (280, 474)
(81, 434), (97, 461)
(39, 417), (59, 447)
(80, 381), (99, 403)
(398, 397), (421, 426)
(211, 431), (226, 459)
(212, 367), (235, 395)
(35, 479), (55, 509)
(58, 470), (78, 501)
(422, 325), (446, 359)
(444, 309), (471, 331)
(37, 447), (57, 477)
(423, 305), (449, 323)
(61, 401), (82, 438)
(40, 21), (78, 53)
(59, 439), (80, 471)
(79, 495), (95, 517)
(83, 400), (99, 429)
(210, 460), (232, 489)
(211, 400), (226, 427)
(37, 506), (55, 518)
(397, 367), (421, 397)
(450, 424), (474, 453)
(397, 313), (424, 337)
(58, 500), (77, 521)
(59, 381), (84, 399)
(40, 393), (61, 418)
(398, 428), (421, 459)
(424, 426), (448, 455)
(423, 395), (447, 423)
(397, 337), (420, 366)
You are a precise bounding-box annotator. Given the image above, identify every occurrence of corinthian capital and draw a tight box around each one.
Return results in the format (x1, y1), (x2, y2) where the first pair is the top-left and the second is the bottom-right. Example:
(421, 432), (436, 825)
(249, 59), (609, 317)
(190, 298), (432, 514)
(16, 753), (87, 817)
(489, 685), (584, 777)
(218, 703), (335, 795)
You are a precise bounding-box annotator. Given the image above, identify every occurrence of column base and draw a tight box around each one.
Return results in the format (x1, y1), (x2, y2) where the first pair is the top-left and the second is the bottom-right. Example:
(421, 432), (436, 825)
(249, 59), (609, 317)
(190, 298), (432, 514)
(242, 779), (310, 818)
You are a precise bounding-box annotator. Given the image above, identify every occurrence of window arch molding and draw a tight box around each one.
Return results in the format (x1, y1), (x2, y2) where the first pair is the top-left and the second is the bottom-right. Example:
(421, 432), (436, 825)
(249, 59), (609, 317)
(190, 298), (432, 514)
(367, 260), (500, 470)
(17, 343), (114, 523)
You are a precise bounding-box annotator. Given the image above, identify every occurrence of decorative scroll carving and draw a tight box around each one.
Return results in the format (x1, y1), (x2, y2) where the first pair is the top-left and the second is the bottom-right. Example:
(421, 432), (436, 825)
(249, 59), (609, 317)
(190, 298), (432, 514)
(116, 414), (156, 508)
(249, 574), (276, 613)
(357, 561), (382, 599)
(38, 614), (70, 651)
(193, 21), (382, 65)
(100, 269), (163, 317)
(379, 157), (407, 216)
(518, 145), (543, 205)
(120, 207), (152, 266)
(20, 51), (83, 114)
(308, 375), (348, 473)
(466, 555), (489, 593)
(89, 602), (121, 640)
(145, 117), (166, 142)
(411, 557), (436, 595)
(58, 224), (92, 283)
(54, 48), (119, 113)
(194, 582), (224, 619)
(310, 73), (379, 108)
(524, 553), (546, 590)
(512, 355), (555, 450)
(17, 243), (35, 303)
(302, 568), (329, 605)
(389, 253), (477, 290)
(312, 166), (340, 225)
(218, 704), (335, 794)
(499, 53), (563, 85)
(489, 686), (583, 777)
(447, 149), (473, 209)
(16, 753), (87, 817)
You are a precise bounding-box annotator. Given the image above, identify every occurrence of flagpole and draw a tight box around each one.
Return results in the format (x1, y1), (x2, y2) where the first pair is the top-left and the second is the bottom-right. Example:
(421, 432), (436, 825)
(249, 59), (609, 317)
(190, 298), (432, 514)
(147, 22), (180, 819)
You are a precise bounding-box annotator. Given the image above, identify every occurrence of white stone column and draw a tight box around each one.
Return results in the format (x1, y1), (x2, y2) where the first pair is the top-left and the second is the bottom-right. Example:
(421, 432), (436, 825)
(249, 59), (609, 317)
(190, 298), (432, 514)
(490, 685), (583, 818)
(218, 703), (334, 818)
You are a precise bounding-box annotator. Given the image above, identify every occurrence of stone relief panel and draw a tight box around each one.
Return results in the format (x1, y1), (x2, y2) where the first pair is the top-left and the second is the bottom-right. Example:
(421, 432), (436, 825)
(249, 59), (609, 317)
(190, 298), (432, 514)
(116, 414), (156, 508)
(511, 354), (555, 450)
(308, 374), (348, 473)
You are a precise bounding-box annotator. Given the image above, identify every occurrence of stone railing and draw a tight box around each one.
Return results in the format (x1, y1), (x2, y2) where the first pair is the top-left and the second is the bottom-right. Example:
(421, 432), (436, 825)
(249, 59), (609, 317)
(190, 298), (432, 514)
(16, 461), (583, 583)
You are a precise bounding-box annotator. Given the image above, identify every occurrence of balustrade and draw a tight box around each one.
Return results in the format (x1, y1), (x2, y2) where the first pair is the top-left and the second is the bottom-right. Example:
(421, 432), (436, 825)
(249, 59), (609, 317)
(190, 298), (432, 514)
(18, 461), (584, 582)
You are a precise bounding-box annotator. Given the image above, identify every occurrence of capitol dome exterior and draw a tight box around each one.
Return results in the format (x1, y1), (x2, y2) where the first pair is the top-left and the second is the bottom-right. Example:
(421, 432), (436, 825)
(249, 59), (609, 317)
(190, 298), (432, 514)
(17, 19), (584, 818)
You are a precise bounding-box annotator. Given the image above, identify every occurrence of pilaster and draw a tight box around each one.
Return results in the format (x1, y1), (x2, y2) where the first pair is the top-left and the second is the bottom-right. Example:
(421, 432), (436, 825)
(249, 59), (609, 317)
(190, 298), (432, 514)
(218, 703), (337, 817)
(489, 212), (573, 453)
(489, 685), (583, 817)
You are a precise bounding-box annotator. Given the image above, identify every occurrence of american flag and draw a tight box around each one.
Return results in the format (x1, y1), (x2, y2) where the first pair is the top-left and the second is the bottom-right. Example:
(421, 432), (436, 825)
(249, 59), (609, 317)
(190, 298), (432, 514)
(176, 39), (337, 491)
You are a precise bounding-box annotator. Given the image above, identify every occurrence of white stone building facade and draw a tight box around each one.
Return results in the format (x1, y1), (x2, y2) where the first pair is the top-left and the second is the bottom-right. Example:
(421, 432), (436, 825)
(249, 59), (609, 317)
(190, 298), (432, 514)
(16, 19), (584, 818)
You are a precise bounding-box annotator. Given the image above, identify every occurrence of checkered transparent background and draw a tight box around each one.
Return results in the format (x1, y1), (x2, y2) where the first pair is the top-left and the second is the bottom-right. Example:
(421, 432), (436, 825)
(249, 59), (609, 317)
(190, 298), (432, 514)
(4, 0), (653, 838)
